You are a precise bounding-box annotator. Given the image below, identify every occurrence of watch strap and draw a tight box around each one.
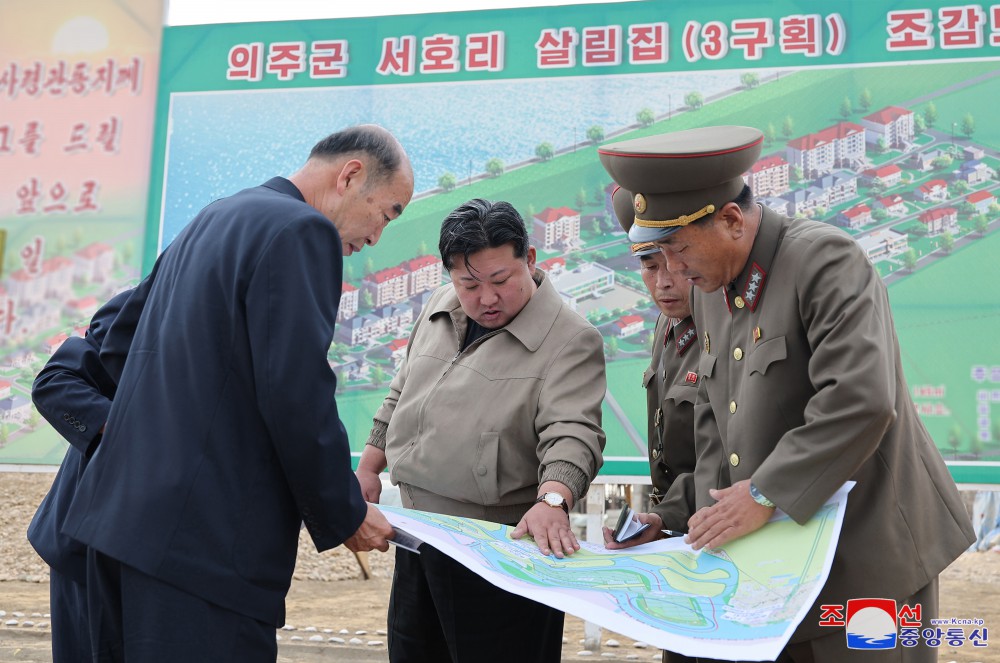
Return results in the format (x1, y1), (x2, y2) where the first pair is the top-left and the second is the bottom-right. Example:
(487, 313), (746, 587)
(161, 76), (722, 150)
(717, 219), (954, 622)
(535, 492), (569, 514)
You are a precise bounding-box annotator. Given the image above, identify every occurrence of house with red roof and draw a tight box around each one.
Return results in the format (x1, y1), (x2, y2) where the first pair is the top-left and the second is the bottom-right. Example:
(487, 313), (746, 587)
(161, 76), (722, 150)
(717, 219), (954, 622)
(919, 207), (958, 235)
(537, 257), (566, 277)
(747, 155), (790, 197)
(405, 255), (443, 296)
(874, 194), (907, 216)
(861, 106), (915, 149)
(862, 164), (902, 188)
(838, 203), (872, 230)
(386, 338), (409, 367)
(532, 207), (581, 251)
(966, 189), (996, 214)
(786, 122), (866, 178)
(363, 265), (409, 308)
(915, 179), (949, 203)
(5, 269), (44, 304)
(338, 282), (359, 321)
(43, 332), (69, 355)
(614, 314), (644, 338)
(64, 296), (100, 320)
(74, 242), (114, 283)
(42, 256), (74, 299)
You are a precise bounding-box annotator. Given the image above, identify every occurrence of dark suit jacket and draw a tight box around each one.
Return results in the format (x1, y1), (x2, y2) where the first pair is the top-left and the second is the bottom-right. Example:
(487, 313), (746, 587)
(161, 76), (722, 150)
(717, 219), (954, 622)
(27, 291), (131, 584)
(64, 177), (368, 626)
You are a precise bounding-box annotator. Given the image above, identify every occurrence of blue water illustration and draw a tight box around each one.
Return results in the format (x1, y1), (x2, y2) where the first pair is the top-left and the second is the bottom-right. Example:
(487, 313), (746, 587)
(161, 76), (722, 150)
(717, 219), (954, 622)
(382, 504), (816, 641)
(847, 631), (897, 650)
(161, 69), (778, 247)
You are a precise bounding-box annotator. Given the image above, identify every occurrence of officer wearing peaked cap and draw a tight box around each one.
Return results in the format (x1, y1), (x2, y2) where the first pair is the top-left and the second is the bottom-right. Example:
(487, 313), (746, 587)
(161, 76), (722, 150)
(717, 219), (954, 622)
(604, 186), (703, 663)
(600, 126), (974, 662)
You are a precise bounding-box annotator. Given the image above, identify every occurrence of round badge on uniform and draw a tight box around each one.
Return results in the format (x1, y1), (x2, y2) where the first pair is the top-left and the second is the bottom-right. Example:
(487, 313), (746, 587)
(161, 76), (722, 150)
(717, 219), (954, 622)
(633, 193), (647, 214)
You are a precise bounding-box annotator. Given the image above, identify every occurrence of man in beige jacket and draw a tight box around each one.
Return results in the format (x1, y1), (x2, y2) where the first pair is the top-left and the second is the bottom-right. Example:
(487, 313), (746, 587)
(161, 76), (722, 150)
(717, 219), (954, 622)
(356, 198), (606, 662)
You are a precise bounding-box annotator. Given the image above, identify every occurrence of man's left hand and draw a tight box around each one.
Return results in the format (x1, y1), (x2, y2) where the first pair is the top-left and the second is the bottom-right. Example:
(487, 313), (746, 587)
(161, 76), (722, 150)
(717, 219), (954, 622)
(512, 503), (579, 558)
(685, 479), (773, 551)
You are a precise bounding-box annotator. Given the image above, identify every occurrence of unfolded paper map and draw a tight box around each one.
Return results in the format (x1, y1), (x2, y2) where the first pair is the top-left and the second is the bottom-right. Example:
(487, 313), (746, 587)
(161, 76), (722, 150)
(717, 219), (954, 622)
(380, 483), (852, 661)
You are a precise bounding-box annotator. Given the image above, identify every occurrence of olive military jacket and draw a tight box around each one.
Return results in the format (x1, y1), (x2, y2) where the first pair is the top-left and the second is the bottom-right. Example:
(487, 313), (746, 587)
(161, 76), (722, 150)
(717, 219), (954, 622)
(644, 314), (699, 532)
(371, 270), (606, 524)
(690, 206), (975, 641)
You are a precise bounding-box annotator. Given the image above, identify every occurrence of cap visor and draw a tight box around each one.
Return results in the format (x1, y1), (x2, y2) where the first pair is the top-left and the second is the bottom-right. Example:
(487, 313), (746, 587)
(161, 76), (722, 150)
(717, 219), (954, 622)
(628, 223), (680, 243)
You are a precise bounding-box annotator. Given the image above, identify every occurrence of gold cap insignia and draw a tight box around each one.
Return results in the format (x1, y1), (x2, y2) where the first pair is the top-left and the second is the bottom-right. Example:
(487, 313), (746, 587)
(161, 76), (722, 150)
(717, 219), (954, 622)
(633, 193), (647, 214)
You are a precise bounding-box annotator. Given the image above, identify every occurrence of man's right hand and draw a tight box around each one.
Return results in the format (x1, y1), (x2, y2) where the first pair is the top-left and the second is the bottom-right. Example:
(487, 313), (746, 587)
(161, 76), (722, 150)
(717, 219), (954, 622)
(356, 468), (383, 503)
(602, 511), (664, 550)
(355, 445), (388, 503)
(343, 502), (394, 553)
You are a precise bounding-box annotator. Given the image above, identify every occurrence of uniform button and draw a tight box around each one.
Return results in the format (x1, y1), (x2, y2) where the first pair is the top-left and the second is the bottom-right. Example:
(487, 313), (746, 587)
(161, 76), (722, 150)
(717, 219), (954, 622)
(476, 466), (487, 476)
(733, 347), (743, 361)
(63, 413), (70, 420)
(729, 453), (740, 467)
(729, 401), (737, 414)
(734, 296), (745, 309)
(79, 425), (87, 432)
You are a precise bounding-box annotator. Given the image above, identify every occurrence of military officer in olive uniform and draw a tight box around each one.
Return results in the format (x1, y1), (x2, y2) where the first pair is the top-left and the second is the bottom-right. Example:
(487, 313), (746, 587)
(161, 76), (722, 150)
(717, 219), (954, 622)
(599, 126), (975, 662)
(604, 187), (698, 545)
(603, 188), (701, 663)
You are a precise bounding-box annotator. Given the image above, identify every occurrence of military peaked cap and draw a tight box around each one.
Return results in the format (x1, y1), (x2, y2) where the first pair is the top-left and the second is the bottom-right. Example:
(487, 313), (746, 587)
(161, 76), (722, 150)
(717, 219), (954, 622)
(598, 126), (764, 243)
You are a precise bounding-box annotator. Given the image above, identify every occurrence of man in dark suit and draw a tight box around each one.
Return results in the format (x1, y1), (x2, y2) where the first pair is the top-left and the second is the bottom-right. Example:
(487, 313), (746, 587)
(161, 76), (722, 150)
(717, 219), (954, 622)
(28, 289), (133, 662)
(63, 124), (413, 662)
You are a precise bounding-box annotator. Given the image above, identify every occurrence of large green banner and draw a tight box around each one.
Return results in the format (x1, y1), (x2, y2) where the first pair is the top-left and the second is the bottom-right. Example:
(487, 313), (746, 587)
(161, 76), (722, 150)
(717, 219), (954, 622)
(145, 0), (999, 482)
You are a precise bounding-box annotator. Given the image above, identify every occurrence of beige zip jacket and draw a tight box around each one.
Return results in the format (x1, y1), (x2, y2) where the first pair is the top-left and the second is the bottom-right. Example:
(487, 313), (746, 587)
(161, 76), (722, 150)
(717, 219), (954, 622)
(368, 270), (606, 524)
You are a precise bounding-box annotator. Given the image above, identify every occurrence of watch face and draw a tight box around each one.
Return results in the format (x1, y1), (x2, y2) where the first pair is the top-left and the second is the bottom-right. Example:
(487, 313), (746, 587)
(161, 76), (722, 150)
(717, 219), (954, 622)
(544, 493), (563, 506)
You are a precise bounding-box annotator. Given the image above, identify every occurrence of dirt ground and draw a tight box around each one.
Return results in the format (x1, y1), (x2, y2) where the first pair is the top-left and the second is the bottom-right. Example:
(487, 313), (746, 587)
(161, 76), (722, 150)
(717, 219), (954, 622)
(2, 472), (998, 662)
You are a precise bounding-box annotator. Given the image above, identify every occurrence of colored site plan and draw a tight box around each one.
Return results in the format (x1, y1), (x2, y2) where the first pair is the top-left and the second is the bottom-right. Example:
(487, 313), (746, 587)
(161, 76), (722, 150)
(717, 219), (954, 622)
(381, 484), (851, 661)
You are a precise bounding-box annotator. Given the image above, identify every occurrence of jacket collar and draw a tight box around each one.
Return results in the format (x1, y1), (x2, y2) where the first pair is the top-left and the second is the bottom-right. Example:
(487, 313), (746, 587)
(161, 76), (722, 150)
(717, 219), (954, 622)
(430, 269), (559, 352)
(261, 176), (306, 202)
(723, 205), (789, 314)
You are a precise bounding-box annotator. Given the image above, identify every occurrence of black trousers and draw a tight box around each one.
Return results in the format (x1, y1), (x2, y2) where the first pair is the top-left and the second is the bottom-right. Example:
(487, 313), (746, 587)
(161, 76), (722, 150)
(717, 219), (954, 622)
(388, 546), (565, 663)
(86, 550), (276, 663)
(49, 569), (90, 663)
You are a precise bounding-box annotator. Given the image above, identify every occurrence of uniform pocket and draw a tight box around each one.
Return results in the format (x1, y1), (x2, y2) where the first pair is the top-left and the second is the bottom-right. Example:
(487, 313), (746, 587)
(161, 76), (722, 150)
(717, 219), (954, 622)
(748, 336), (787, 376)
(665, 382), (698, 406)
(642, 367), (656, 389)
(698, 352), (717, 380)
(473, 432), (501, 505)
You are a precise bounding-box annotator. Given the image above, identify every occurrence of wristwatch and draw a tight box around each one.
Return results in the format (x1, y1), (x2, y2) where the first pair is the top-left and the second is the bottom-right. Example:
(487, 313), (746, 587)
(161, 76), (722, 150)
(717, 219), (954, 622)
(749, 482), (776, 509)
(535, 492), (569, 514)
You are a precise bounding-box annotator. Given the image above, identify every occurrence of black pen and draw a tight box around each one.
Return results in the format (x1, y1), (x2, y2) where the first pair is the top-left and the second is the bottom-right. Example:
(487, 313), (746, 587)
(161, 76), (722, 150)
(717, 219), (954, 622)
(661, 529), (686, 538)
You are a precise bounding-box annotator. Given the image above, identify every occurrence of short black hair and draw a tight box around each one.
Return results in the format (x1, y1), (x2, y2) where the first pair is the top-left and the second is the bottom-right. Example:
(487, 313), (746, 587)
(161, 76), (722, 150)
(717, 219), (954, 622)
(438, 199), (530, 272)
(694, 184), (754, 229)
(731, 183), (754, 212)
(309, 125), (402, 184)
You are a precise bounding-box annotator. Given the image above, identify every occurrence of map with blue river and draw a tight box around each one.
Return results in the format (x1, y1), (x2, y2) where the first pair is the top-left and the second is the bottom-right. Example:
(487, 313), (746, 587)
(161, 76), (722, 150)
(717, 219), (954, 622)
(380, 484), (850, 661)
